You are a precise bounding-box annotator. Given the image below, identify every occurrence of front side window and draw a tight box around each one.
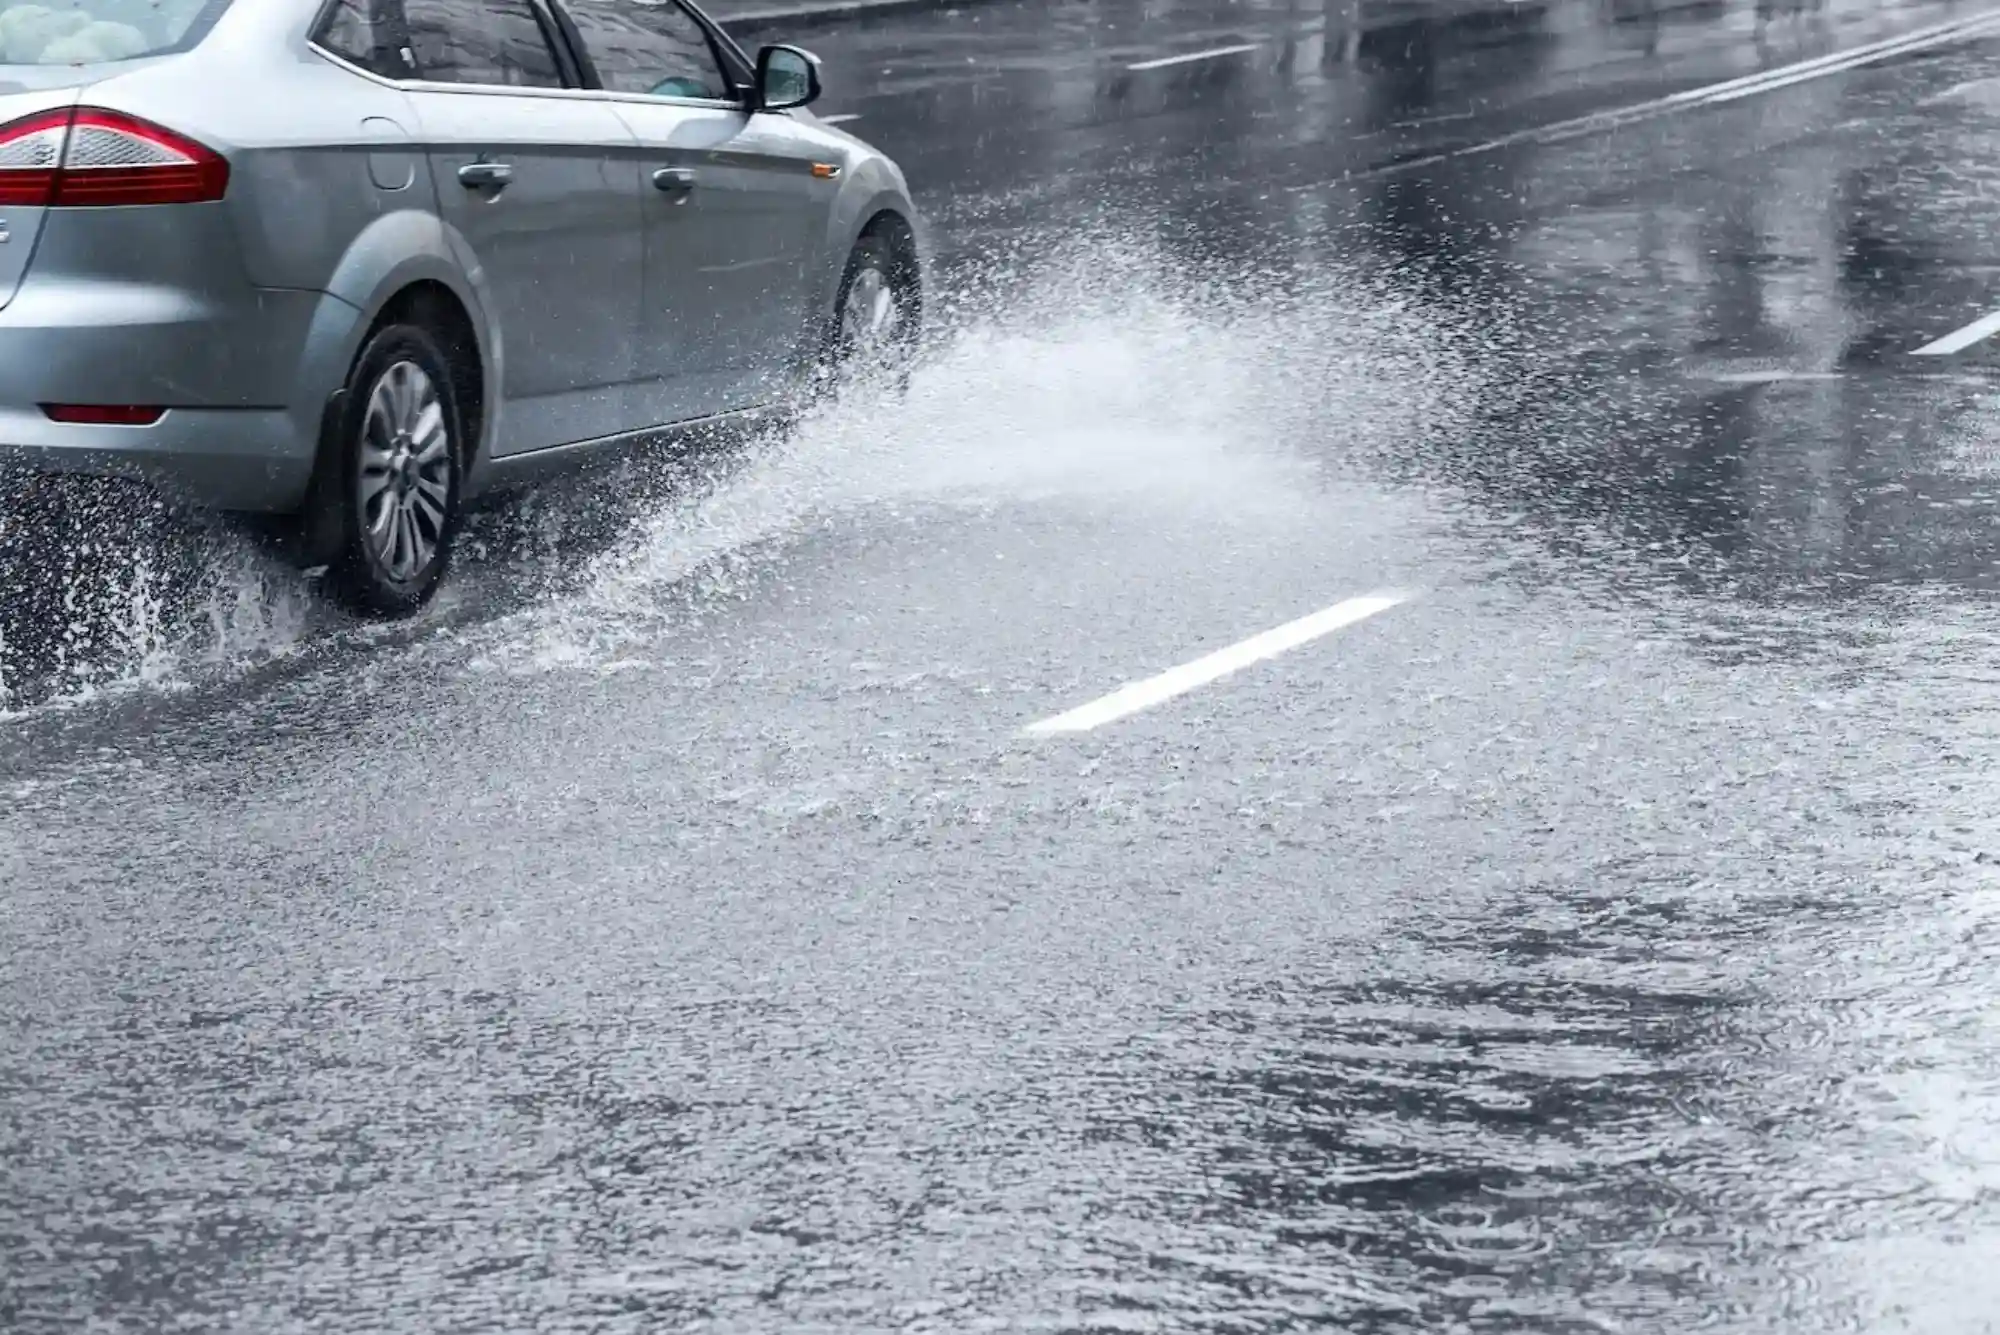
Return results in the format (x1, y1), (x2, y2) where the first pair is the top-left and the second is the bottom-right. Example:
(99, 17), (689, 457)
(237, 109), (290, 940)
(0, 0), (229, 65)
(564, 0), (730, 100)
(403, 0), (562, 88)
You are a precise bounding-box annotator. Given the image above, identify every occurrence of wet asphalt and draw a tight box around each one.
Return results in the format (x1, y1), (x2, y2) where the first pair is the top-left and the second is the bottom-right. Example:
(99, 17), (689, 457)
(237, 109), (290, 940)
(11, 0), (2000, 1328)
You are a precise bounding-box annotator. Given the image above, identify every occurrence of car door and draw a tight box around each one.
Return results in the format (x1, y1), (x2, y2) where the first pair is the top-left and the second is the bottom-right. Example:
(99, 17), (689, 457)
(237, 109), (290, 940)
(397, 0), (647, 456)
(557, 0), (832, 424)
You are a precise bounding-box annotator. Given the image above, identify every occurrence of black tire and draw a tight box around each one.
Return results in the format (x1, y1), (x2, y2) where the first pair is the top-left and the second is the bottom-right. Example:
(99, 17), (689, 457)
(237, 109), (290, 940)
(823, 231), (919, 386)
(308, 322), (465, 617)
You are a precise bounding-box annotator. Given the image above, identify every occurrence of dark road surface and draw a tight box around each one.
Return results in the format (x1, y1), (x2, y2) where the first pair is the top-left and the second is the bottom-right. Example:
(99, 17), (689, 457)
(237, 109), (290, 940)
(10, 0), (2000, 1328)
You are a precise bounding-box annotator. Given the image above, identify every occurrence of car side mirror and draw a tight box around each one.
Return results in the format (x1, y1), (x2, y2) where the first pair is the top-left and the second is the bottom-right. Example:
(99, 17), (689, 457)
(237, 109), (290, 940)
(755, 44), (821, 112)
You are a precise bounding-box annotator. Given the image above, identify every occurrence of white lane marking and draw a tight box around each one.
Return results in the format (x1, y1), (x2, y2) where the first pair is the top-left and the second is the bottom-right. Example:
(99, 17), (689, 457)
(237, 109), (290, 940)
(819, 113), (862, 124)
(1700, 368), (1990, 383)
(1022, 593), (1407, 737)
(1351, 7), (2000, 180)
(1702, 368), (1847, 383)
(1655, 9), (2000, 107)
(1912, 308), (2000, 357)
(1127, 42), (1260, 72)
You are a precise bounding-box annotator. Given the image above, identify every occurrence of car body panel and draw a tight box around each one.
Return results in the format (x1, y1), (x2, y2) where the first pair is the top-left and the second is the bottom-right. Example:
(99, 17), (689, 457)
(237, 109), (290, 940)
(811, 150), (926, 321)
(0, 0), (924, 516)
(609, 96), (833, 420)
(0, 274), (345, 509)
(402, 81), (647, 456)
(0, 406), (320, 509)
(0, 85), (78, 309)
(14, 205), (299, 405)
(222, 52), (434, 295)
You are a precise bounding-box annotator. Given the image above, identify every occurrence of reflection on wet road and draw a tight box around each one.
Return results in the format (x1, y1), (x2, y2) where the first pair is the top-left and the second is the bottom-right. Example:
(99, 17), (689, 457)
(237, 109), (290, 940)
(10, 0), (2000, 1329)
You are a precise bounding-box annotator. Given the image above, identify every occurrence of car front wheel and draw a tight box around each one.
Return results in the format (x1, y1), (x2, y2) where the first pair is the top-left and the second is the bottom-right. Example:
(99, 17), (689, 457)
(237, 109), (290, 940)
(827, 231), (918, 382)
(313, 322), (464, 617)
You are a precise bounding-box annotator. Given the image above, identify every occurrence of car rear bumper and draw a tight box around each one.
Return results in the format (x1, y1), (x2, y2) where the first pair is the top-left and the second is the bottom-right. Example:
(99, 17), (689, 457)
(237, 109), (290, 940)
(0, 407), (316, 512)
(0, 279), (360, 514)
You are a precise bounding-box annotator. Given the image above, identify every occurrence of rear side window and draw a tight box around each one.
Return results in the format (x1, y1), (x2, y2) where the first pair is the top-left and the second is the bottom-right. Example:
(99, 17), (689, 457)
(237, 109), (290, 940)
(403, 0), (563, 88)
(565, 0), (730, 100)
(314, 0), (409, 78)
(0, 0), (230, 65)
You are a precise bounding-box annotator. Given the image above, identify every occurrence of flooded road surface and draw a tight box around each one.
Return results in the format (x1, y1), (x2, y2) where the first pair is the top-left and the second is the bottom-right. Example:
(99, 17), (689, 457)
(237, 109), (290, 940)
(9, 0), (2000, 1329)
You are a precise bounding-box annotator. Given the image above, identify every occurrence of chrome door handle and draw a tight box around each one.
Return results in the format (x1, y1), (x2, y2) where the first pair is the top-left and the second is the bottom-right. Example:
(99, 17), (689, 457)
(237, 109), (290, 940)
(652, 167), (698, 193)
(457, 161), (514, 191)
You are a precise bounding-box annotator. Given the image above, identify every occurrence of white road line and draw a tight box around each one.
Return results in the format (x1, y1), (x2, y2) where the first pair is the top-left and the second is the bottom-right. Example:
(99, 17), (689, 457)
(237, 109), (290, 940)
(1657, 8), (2000, 107)
(1702, 368), (1847, 383)
(819, 113), (862, 124)
(1127, 42), (1260, 72)
(1351, 6), (2000, 181)
(1912, 309), (2000, 357)
(1022, 593), (1407, 737)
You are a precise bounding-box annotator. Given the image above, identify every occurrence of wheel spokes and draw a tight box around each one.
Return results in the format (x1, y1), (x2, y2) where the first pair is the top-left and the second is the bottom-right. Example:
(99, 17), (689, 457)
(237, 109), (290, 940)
(355, 357), (451, 585)
(411, 402), (447, 462)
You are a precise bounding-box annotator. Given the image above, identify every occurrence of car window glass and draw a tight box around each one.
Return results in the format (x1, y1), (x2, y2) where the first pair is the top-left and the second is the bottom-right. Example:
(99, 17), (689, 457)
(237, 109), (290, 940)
(404, 0), (562, 88)
(565, 0), (730, 100)
(313, 0), (408, 78)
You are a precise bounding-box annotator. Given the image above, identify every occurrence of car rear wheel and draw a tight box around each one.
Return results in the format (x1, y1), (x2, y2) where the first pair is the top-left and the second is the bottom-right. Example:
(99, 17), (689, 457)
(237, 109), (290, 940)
(313, 323), (463, 617)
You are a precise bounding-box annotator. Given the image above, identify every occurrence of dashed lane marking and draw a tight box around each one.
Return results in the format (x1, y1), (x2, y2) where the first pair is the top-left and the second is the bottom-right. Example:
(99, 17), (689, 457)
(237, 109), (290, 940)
(1022, 593), (1408, 736)
(1127, 42), (1261, 72)
(1912, 308), (2000, 357)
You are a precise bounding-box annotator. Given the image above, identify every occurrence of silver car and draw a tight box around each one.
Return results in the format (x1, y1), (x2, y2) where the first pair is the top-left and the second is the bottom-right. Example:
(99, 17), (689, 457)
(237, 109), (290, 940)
(0, 0), (923, 614)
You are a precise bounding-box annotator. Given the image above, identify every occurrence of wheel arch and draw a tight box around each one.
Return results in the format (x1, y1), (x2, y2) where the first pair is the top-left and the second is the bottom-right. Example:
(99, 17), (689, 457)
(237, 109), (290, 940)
(316, 211), (503, 477)
(293, 229), (497, 567)
(359, 281), (486, 483)
(818, 170), (927, 326)
(855, 208), (923, 333)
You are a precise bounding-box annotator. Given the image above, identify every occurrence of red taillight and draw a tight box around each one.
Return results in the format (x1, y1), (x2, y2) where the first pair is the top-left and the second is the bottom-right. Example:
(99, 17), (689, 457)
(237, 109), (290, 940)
(56, 109), (230, 206)
(0, 110), (68, 206)
(0, 107), (228, 208)
(42, 404), (165, 426)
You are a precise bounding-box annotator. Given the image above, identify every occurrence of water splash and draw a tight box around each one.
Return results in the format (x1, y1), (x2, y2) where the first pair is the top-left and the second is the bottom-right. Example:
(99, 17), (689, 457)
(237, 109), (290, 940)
(0, 231), (1479, 712)
(473, 233), (1476, 676)
(0, 482), (314, 716)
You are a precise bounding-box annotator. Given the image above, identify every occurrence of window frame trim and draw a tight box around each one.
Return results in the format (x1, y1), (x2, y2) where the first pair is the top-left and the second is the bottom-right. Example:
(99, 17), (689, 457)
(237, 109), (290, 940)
(307, 0), (586, 92)
(310, 37), (760, 117)
(545, 0), (758, 109)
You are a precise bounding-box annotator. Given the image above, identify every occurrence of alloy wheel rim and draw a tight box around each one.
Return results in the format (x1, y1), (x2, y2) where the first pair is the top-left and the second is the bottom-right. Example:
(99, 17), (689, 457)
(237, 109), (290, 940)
(358, 359), (451, 582)
(840, 265), (899, 354)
